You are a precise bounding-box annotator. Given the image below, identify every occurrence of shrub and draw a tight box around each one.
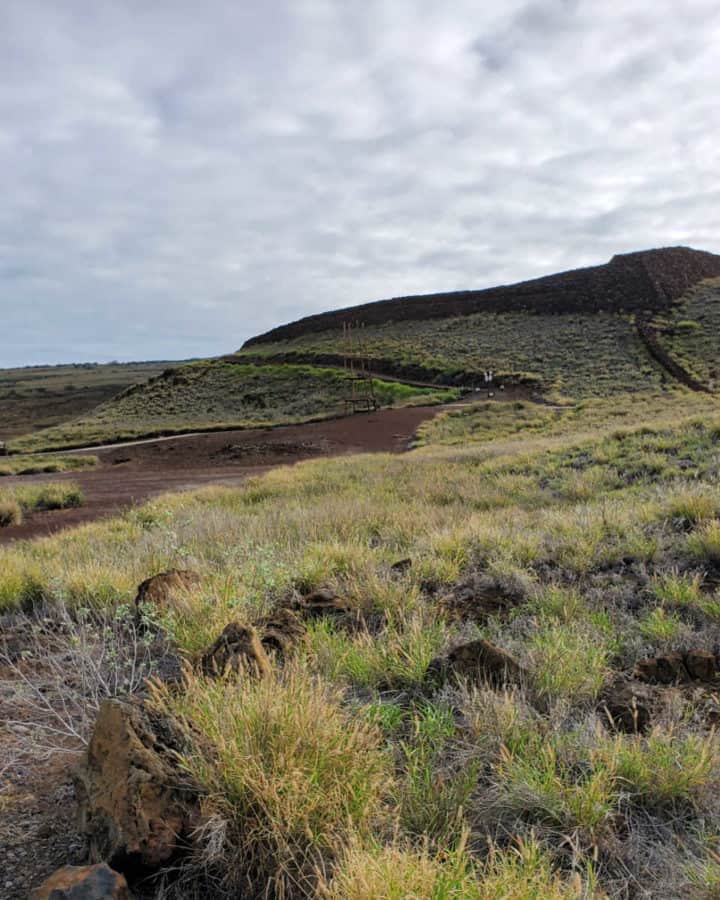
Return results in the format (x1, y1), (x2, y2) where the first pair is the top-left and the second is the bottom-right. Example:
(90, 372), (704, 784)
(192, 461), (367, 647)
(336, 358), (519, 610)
(0, 500), (22, 527)
(166, 666), (393, 896)
(688, 520), (720, 565)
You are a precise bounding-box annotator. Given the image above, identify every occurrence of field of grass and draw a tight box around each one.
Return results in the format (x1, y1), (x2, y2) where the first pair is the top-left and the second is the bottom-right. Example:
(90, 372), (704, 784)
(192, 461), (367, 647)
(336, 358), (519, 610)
(4, 389), (720, 895)
(0, 360), (172, 441)
(653, 279), (720, 389)
(0, 453), (98, 476)
(0, 480), (84, 527)
(8, 362), (457, 453)
(240, 311), (668, 399)
(416, 389), (719, 447)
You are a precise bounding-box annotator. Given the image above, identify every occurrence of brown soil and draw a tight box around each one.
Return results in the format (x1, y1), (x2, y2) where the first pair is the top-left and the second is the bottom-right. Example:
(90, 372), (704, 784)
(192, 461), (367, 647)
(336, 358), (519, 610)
(0, 405), (443, 545)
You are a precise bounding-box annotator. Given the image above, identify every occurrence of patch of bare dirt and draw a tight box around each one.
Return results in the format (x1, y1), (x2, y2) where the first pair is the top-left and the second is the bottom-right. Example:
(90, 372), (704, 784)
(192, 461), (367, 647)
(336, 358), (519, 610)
(0, 405), (442, 544)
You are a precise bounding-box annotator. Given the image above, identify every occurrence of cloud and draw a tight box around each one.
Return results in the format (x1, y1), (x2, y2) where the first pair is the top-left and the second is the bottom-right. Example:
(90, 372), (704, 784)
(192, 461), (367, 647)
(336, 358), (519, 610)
(1, 0), (719, 365)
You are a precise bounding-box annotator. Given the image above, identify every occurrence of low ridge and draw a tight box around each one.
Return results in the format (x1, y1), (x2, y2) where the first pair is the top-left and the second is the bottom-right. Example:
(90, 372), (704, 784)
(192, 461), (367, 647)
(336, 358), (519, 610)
(244, 246), (720, 346)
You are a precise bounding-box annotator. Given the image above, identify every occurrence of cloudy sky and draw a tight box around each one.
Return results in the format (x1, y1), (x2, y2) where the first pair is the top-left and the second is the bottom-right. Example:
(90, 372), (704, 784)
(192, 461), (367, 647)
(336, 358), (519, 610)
(1, 0), (719, 366)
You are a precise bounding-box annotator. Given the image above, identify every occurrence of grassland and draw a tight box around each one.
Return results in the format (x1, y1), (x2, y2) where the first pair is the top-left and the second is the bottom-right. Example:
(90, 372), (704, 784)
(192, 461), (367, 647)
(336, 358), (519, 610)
(239, 311), (668, 399)
(652, 279), (720, 389)
(8, 362), (457, 453)
(0, 481), (84, 527)
(0, 360), (172, 441)
(4, 389), (720, 896)
(0, 453), (98, 476)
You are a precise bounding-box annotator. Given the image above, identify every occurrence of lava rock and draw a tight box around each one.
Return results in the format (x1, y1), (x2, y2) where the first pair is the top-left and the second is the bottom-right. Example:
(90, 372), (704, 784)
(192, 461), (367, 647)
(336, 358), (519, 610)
(134, 569), (201, 616)
(684, 648), (717, 683)
(599, 678), (653, 734)
(634, 652), (689, 684)
(426, 638), (525, 688)
(254, 607), (307, 658)
(29, 864), (132, 899)
(199, 622), (271, 679)
(74, 699), (199, 871)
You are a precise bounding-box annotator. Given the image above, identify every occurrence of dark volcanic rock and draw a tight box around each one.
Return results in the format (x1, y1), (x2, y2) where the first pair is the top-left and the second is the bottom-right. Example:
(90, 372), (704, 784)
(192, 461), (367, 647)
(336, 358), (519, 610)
(296, 589), (356, 620)
(29, 863), (131, 899)
(199, 622), (271, 678)
(635, 652), (689, 684)
(684, 649), (717, 683)
(254, 607), (308, 658)
(426, 638), (525, 688)
(134, 569), (201, 616)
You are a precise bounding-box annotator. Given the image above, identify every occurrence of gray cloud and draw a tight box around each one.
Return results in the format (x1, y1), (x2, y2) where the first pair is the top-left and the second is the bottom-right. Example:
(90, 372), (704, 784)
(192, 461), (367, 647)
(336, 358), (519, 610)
(1, 0), (719, 366)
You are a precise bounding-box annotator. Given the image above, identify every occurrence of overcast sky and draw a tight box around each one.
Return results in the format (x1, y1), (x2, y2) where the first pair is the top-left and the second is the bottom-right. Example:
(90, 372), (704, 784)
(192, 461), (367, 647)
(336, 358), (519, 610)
(1, 0), (719, 367)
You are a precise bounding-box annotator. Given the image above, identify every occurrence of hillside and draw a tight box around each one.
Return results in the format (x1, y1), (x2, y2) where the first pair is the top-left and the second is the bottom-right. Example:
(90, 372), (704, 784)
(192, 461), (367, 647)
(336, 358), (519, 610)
(237, 247), (720, 400)
(245, 246), (720, 346)
(9, 361), (456, 452)
(0, 360), (172, 441)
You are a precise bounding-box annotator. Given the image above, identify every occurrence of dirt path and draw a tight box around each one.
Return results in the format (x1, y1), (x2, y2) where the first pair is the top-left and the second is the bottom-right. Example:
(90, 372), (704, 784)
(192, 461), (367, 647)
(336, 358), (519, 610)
(0, 405), (442, 544)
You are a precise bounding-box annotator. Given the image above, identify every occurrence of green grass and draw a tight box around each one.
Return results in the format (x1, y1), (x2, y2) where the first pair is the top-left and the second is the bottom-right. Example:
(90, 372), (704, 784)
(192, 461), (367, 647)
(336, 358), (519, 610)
(0, 480), (85, 528)
(653, 279), (720, 389)
(5, 389), (720, 895)
(239, 310), (668, 398)
(9, 361), (457, 453)
(0, 453), (98, 476)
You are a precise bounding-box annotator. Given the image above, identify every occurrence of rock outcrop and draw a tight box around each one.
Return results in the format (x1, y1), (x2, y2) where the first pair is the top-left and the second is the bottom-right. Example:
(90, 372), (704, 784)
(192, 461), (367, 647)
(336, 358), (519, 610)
(30, 864), (131, 899)
(134, 569), (201, 616)
(426, 638), (525, 688)
(199, 622), (271, 679)
(74, 699), (199, 871)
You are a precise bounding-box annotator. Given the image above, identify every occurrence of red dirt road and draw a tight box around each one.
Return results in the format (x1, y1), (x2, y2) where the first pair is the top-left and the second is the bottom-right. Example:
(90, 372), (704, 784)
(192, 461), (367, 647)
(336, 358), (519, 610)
(0, 406), (442, 544)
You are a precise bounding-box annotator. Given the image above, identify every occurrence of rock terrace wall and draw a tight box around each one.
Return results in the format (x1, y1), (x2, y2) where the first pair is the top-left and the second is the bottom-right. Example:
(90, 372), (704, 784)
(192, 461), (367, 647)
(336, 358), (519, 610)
(244, 246), (720, 347)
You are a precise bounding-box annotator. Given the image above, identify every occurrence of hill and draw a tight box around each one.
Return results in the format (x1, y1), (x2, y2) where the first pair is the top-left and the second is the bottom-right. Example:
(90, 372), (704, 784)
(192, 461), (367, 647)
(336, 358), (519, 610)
(245, 246), (720, 346)
(237, 247), (720, 399)
(8, 361), (456, 453)
(0, 360), (172, 441)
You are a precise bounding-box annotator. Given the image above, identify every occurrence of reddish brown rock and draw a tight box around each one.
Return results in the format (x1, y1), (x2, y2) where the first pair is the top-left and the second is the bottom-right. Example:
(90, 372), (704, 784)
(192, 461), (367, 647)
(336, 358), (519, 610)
(254, 607), (307, 658)
(134, 569), (200, 615)
(684, 649), (717, 683)
(30, 864), (131, 899)
(426, 639), (525, 688)
(199, 622), (271, 678)
(74, 699), (199, 870)
(634, 652), (689, 684)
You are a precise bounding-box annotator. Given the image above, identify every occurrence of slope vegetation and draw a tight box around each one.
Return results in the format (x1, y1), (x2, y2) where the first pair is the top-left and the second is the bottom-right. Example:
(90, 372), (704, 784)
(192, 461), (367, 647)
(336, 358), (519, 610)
(9, 361), (455, 452)
(4, 389), (720, 897)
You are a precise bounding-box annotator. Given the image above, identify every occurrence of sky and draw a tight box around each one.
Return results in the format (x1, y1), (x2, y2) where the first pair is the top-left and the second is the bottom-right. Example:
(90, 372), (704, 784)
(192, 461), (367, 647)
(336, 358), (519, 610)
(1, 0), (719, 367)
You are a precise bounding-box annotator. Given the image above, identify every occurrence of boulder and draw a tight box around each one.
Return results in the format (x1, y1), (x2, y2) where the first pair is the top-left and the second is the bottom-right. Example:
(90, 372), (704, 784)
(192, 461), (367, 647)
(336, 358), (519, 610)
(254, 607), (307, 658)
(199, 622), (271, 678)
(390, 558), (413, 575)
(134, 569), (200, 616)
(296, 589), (355, 620)
(599, 678), (653, 734)
(634, 652), (689, 684)
(426, 639), (525, 688)
(74, 699), (199, 871)
(684, 648), (717, 682)
(30, 864), (131, 899)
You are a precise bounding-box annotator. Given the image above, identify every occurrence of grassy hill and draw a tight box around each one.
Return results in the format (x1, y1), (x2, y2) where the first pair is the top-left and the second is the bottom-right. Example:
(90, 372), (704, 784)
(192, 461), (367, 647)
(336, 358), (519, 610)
(9, 361), (456, 452)
(0, 360), (172, 441)
(650, 278), (720, 390)
(239, 310), (667, 399)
